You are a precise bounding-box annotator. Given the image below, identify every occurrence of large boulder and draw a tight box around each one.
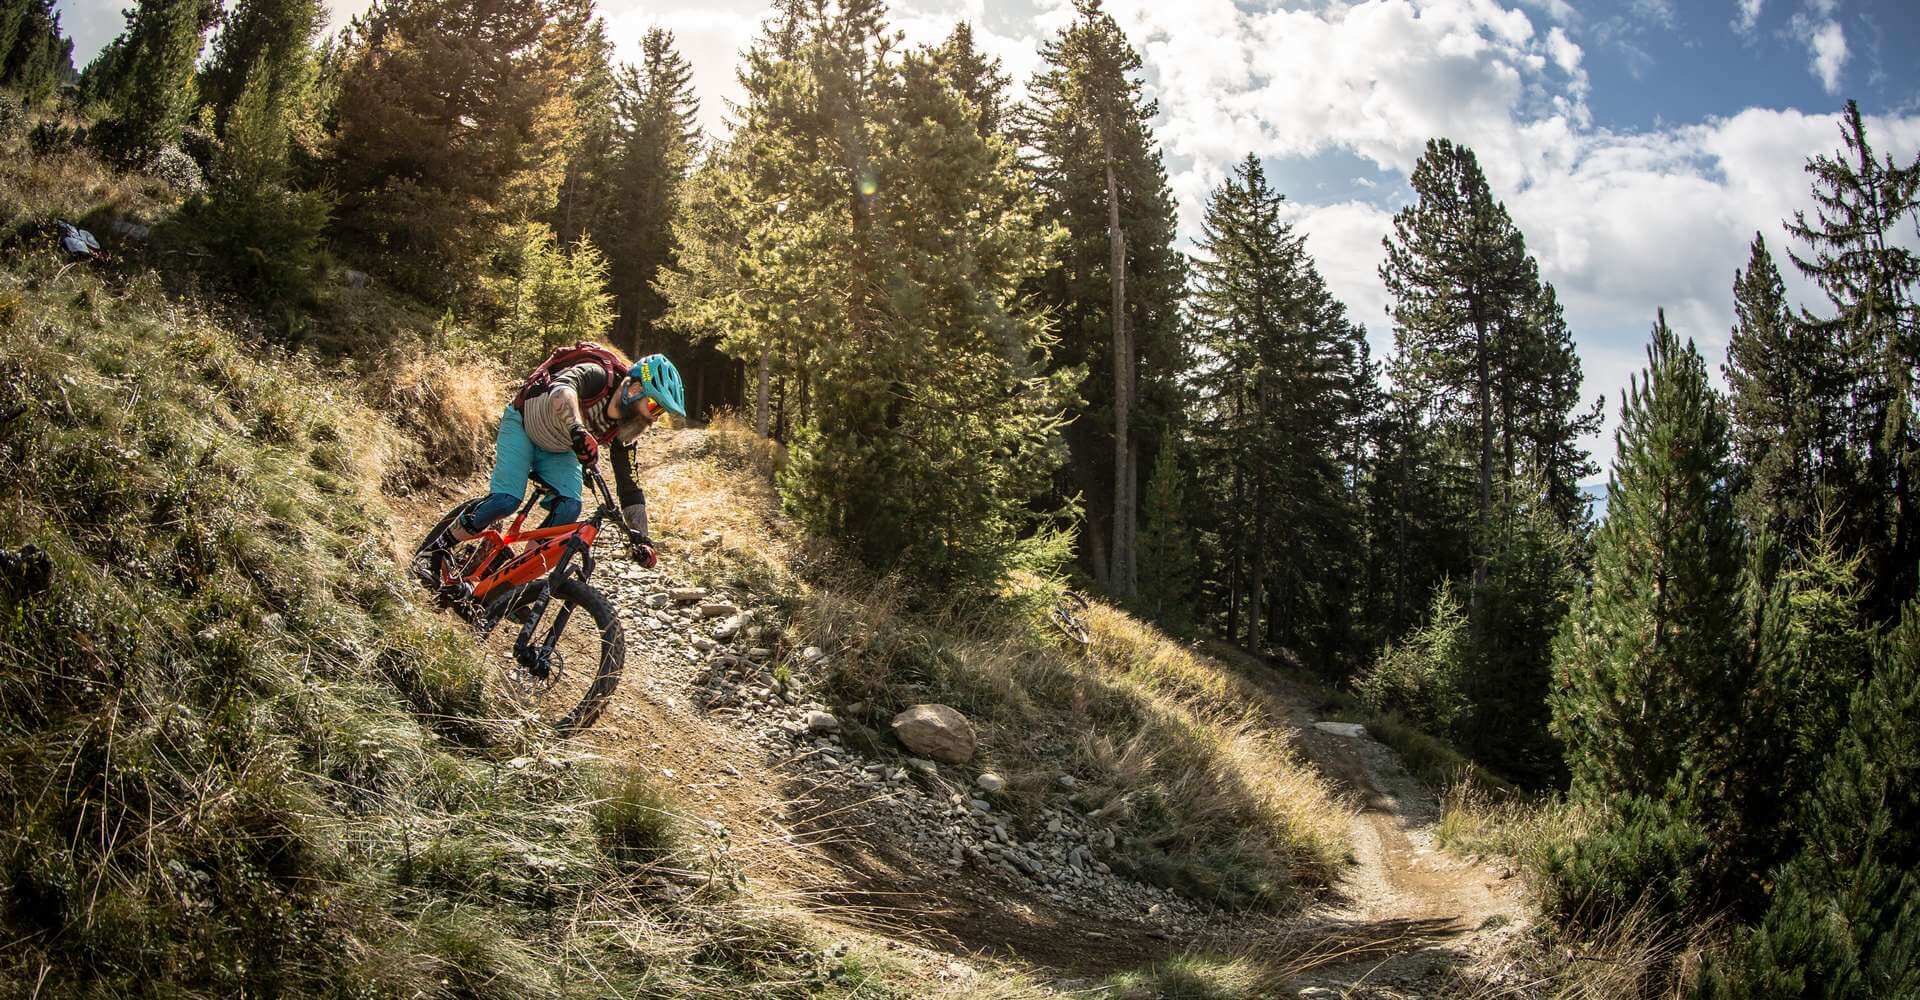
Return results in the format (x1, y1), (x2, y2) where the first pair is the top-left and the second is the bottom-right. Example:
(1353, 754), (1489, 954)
(890, 704), (976, 764)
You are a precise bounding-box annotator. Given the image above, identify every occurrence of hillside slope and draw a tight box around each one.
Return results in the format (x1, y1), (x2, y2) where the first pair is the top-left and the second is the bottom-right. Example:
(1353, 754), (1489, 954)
(390, 417), (1534, 995)
(1, 154), (1530, 998)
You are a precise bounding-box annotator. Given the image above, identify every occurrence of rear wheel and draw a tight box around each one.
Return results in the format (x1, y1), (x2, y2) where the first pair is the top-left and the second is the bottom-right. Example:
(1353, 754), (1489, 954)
(480, 574), (625, 734)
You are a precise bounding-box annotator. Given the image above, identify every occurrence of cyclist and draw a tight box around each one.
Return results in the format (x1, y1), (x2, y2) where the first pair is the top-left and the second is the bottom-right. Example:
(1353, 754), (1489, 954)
(420, 347), (687, 587)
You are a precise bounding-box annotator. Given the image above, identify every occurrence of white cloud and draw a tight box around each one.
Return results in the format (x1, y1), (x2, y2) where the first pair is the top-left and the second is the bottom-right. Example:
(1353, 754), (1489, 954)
(1733, 0), (1765, 35)
(1630, 0), (1677, 28)
(1546, 26), (1587, 97)
(1804, 18), (1848, 95)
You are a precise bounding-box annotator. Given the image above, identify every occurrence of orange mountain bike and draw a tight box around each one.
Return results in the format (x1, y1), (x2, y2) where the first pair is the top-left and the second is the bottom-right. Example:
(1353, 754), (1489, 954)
(410, 464), (634, 733)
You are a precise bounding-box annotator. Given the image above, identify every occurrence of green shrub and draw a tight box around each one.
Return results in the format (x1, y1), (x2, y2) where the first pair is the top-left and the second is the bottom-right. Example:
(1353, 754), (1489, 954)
(162, 59), (328, 328)
(27, 118), (73, 154)
(0, 99), (24, 146)
(1542, 793), (1713, 925)
(1356, 580), (1469, 735)
(473, 220), (613, 371)
(149, 144), (203, 194)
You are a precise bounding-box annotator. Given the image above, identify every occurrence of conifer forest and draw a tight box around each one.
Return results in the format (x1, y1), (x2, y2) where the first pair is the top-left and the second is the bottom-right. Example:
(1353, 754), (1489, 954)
(1, 0), (1916, 995)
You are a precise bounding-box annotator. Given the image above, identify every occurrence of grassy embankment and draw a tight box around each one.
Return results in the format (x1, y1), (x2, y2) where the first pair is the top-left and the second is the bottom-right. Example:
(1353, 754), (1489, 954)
(0, 124), (1047, 997)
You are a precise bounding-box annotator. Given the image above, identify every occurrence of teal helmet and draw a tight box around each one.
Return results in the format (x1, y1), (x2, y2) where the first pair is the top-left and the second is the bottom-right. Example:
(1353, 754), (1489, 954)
(621, 353), (687, 419)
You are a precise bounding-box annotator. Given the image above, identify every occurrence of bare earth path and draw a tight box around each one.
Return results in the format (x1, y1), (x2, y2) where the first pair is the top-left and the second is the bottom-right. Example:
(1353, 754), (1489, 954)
(393, 462), (1525, 997)
(1276, 718), (1526, 996)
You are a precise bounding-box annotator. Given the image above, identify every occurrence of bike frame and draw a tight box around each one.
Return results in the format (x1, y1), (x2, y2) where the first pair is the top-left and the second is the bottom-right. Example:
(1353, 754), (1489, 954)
(454, 465), (621, 610)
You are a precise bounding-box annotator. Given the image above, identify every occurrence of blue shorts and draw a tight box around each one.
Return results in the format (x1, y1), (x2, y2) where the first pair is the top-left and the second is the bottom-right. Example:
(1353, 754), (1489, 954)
(487, 404), (583, 507)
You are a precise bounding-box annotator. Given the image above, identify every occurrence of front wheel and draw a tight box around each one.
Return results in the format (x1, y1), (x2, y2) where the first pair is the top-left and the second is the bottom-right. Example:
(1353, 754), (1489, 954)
(482, 575), (626, 734)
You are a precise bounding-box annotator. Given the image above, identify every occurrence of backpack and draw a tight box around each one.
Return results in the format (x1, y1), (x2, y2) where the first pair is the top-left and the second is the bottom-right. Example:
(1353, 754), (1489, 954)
(512, 343), (626, 412)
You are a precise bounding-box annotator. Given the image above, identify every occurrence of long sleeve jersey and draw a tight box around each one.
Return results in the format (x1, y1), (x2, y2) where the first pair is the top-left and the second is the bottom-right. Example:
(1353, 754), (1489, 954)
(520, 363), (651, 525)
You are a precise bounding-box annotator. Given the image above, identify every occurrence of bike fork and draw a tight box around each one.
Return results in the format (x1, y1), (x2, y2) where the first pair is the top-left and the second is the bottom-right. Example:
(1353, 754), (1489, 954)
(512, 538), (593, 678)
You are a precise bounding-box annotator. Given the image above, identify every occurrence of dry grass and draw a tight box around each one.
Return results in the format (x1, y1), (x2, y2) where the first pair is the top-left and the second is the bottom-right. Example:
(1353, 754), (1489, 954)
(0, 111), (174, 233)
(364, 347), (509, 489)
(1429, 781), (1722, 999)
(1437, 778), (1588, 876)
(631, 416), (1351, 911)
(1106, 953), (1295, 998)
(1441, 899), (1716, 999)
(0, 253), (1067, 999)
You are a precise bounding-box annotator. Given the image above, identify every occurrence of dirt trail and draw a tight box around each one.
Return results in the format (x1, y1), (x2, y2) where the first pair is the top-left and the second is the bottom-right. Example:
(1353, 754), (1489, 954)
(1275, 724), (1526, 996)
(392, 459), (1525, 997)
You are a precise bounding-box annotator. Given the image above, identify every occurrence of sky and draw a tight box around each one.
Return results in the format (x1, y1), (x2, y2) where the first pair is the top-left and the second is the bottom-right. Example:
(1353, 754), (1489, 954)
(56, 0), (1920, 483)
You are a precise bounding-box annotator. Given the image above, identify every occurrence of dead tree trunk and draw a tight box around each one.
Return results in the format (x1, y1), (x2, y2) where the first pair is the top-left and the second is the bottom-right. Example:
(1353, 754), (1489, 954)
(1105, 147), (1136, 599)
(755, 348), (771, 437)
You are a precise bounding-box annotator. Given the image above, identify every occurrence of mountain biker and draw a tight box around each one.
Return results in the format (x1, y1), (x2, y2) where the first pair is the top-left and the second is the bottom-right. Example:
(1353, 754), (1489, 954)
(420, 347), (687, 586)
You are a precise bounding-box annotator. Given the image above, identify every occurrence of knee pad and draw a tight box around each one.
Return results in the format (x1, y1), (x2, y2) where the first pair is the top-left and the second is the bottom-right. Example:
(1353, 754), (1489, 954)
(460, 492), (524, 534)
(539, 496), (583, 528)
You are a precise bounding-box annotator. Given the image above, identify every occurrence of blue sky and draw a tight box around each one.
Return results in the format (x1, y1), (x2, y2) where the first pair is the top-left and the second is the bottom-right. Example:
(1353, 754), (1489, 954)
(57, 0), (1920, 482)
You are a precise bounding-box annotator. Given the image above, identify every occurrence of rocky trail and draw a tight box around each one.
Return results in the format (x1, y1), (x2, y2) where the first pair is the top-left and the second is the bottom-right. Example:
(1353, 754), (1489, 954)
(592, 553), (1528, 996)
(400, 487), (1527, 996)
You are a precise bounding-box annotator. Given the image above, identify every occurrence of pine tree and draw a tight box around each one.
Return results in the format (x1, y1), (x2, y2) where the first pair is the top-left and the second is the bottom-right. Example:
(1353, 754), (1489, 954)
(1550, 312), (1744, 806)
(1465, 474), (1579, 781)
(1724, 232), (1835, 548)
(1016, 0), (1186, 598)
(1695, 599), (1920, 997)
(198, 0), (321, 133)
(1380, 138), (1542, 597)
(1728, 525), (1874, 883)
(1187, 155), (1363, 664)
(87, 0), (214, 163)
(172, 54), (330, 325)
(929, 22), (1008, 138)
(663, 0), (819, 438)
(329, 0), (582, 301)
(1360, 382), (1474, 646)
(0, 0), (73, 102)
(549, 1), (617, 248)
(1509, 281), (1602, 529)
(1783, 101), (1920, 622)
(479, 221), (613, 370)
(603, 27), (700, 356)
(661, 3), (1070, 593)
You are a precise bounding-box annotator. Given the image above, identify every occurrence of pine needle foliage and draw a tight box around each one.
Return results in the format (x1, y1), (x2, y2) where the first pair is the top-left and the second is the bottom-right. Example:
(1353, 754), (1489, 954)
(84, 0), (211, 165)
(0, 0), (72, 102)
(329, 0), (584, 301)
(170, 55), (331, 325)
(476, 220), (614, 371)
(664, 2), (1072, 596)
(1186, 154), (1365, 666)
(1782, 101), (1920, 621)
(1551, 312), (1743, 809)
(198, 0), (321, 135)
(1014, 0), (1187, 595)
(1136, 439), (1199, 633)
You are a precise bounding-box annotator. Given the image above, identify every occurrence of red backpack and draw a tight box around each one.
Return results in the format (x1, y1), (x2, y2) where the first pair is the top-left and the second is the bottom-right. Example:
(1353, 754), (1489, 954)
(512, 343), (627, 411)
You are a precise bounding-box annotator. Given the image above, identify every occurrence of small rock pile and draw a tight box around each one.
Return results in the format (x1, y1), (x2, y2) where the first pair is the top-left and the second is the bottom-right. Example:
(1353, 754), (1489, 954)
(603, 559), (1208, 933)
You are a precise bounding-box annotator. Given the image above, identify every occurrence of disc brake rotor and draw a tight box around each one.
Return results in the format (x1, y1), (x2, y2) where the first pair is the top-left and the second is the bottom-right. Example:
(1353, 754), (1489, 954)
(501, 645), (563, 703)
